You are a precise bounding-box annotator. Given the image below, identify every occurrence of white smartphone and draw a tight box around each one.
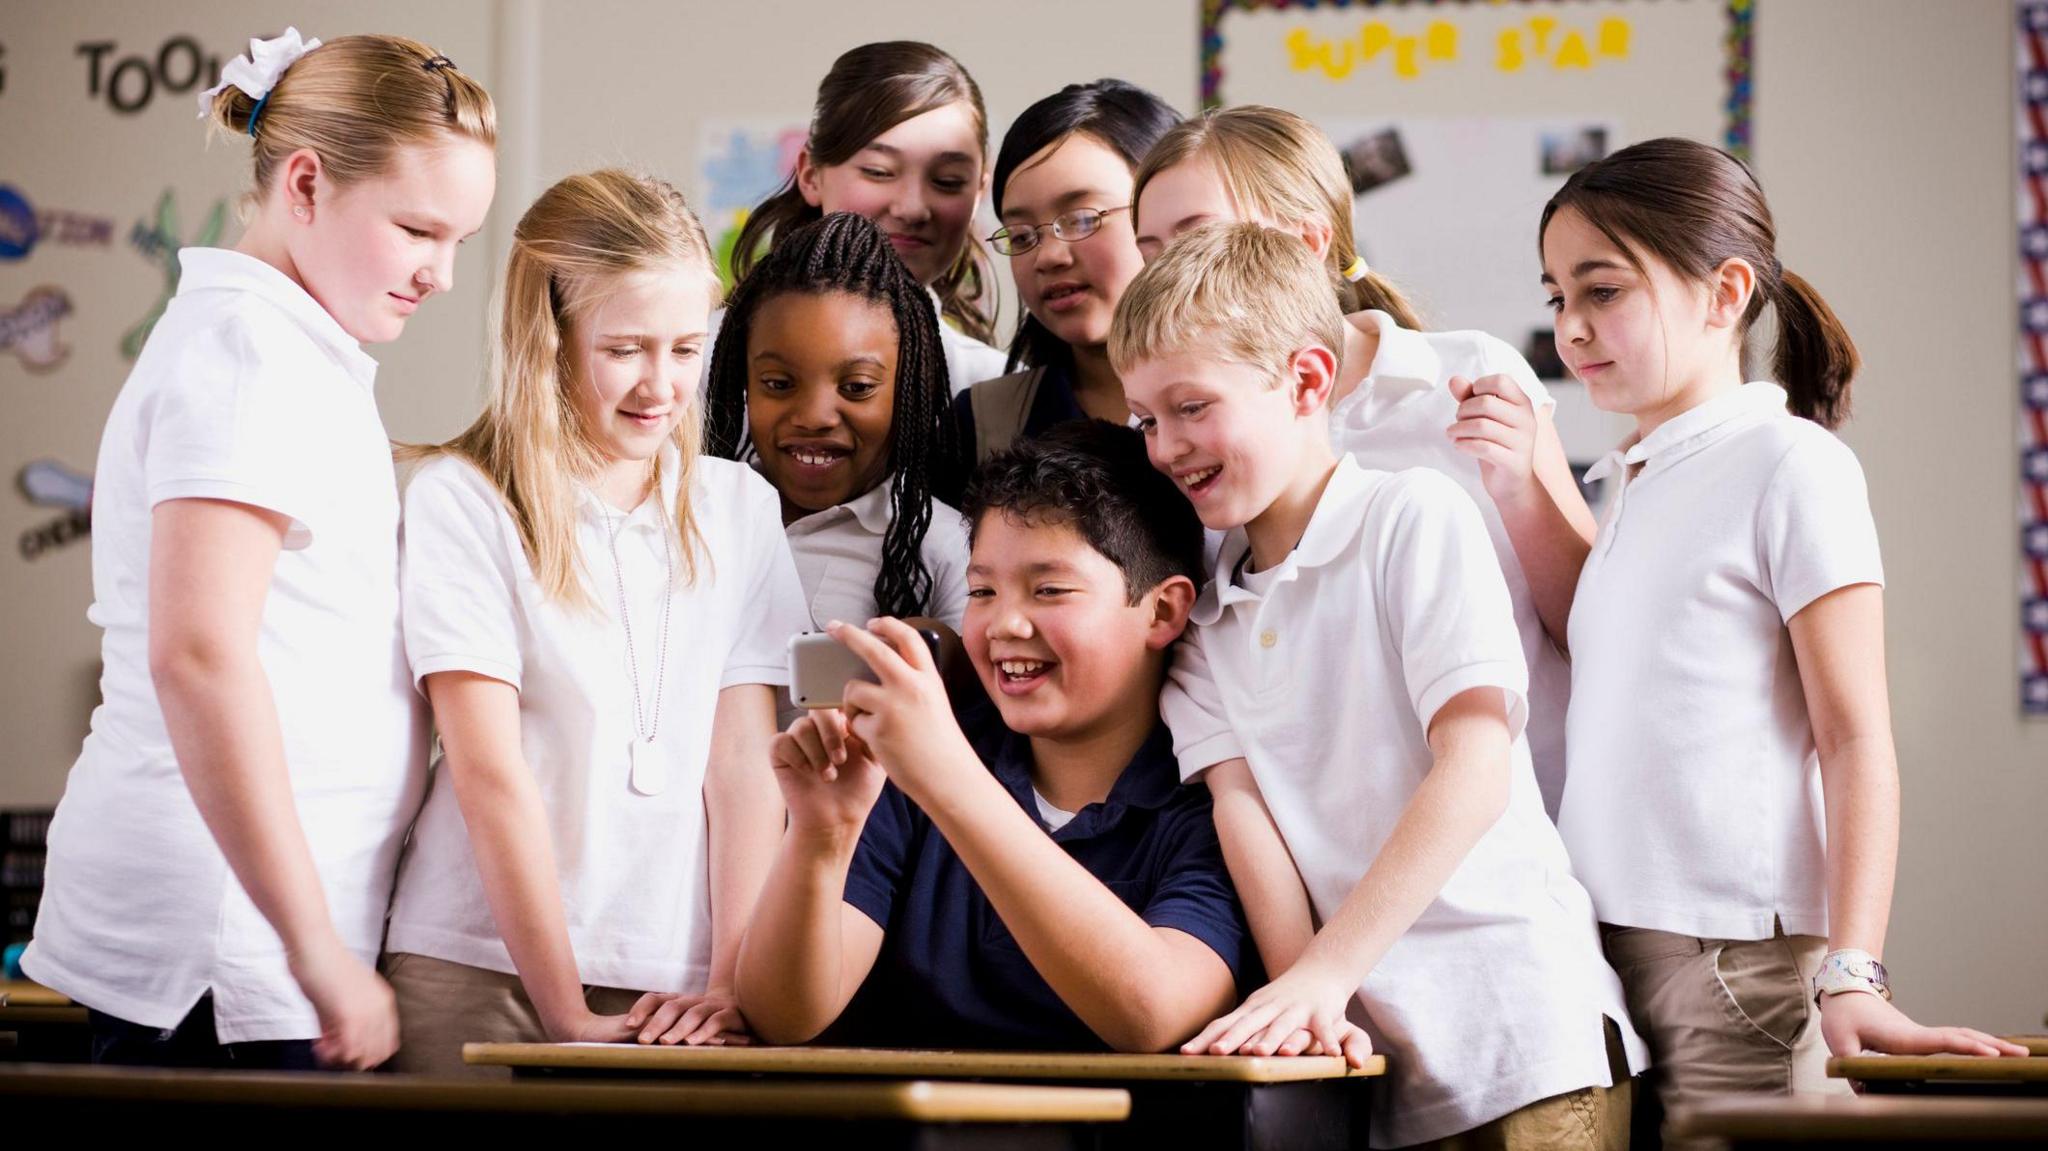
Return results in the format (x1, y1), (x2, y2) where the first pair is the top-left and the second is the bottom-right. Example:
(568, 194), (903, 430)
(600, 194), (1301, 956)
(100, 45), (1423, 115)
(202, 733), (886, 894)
(786, 628), (943, 710)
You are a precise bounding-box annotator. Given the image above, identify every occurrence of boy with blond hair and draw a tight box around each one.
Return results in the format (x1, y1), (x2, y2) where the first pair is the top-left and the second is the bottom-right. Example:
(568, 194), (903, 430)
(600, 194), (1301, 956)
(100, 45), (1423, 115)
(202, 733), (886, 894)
(1112, 222), (1644, 1150)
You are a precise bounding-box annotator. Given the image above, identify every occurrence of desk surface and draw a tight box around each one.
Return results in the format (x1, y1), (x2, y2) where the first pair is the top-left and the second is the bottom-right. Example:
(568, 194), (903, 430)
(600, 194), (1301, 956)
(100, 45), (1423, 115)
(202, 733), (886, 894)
(0, 981), (71, 1008)
(2012, 1036), (2048, 1057)
(466, 1042), (1386, 1083)
(0, 1065), (1131, 1122)
(1828, 1054), (2048, 1084)
(1671, 1094), (2048, 1140)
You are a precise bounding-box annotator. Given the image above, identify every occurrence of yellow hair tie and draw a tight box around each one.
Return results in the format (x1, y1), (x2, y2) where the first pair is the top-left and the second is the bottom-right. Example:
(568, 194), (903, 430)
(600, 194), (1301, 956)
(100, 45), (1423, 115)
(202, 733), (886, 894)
(1342, 255), (1370, 282)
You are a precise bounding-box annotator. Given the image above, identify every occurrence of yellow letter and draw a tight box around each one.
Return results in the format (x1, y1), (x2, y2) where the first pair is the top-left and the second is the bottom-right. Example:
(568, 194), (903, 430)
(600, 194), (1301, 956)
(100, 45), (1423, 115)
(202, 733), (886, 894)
(1527, 15), (1558, 57)
(1554, 29), (1593, 70)
(1597, 17), (1631, 58)
(1497, 28), (1526, 73)
(1361, 19), (1393, 60)
(1394, 34), (1420, 80)
(1425, 20), (1457, 61)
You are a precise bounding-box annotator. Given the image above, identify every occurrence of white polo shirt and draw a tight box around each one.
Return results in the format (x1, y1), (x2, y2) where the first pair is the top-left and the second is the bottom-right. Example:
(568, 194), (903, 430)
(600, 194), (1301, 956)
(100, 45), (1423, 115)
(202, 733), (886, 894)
(23, 248), (428, 1042)
(1331, 310), (1570, 819)
(785, 481), (969, 632)
(1161, 457), (1644, 1148)
(1560, 382), (1884, 941)
(386, 450), (806, 994)
(705, 288), (1007, 398)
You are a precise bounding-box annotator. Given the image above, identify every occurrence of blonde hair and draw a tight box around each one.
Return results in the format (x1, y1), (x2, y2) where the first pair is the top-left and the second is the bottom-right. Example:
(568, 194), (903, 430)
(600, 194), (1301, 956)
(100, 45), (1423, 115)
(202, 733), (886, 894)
(435, 170), (719, 604)
(1132, 105), (1423, 331)
(203, 33), (495, 215)
(1111, 221), (1343, 382)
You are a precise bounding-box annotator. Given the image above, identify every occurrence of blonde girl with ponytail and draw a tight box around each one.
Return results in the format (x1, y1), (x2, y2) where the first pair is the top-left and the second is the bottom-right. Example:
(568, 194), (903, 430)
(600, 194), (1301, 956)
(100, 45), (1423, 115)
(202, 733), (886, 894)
(381, 170), (806, 1074)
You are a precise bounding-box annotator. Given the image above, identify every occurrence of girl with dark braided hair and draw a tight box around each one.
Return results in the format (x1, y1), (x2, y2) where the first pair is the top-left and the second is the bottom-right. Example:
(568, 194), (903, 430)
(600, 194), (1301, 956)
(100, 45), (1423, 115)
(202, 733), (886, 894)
(706, 212), (968, 714)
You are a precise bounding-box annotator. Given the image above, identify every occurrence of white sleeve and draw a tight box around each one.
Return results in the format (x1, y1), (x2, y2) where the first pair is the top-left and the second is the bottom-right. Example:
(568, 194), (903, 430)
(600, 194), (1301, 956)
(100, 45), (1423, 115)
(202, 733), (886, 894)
(400, 459), (525, 690)
(1379, 470), (1531, 738)
(1757, 430), (1885, 621)
(721, 472), (809, 688)
(1160, 624), (1242, 783)
(143, 320), (321, 546)
(925, 500), (971, 632)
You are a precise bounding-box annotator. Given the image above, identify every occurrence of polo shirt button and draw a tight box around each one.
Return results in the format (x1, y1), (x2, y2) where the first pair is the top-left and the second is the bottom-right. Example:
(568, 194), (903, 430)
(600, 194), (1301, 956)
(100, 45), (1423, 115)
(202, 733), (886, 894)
(1259, 629), (1277, 649)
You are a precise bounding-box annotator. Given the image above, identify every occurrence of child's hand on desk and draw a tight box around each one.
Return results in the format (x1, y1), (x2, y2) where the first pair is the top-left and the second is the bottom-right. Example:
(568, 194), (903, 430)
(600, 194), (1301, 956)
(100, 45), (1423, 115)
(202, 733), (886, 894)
(1819, 991), (2027, 1061)
(770, 708), (887, 836)
(543, 1006), (639, 1045)
(1181, 957), (1375, 1069)
(829, 618), (979, 803)
(626, 988), (751, 1047)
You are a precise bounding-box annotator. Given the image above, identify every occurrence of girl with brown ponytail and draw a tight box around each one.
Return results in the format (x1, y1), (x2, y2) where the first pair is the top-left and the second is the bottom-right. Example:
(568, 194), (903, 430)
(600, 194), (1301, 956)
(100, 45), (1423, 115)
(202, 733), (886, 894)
(1540, 136), (2025, 1147)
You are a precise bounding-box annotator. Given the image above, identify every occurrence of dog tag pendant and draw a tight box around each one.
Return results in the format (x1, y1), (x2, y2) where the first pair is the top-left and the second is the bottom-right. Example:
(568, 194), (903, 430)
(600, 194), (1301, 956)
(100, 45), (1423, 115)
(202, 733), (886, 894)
(629, 738), (667, 796)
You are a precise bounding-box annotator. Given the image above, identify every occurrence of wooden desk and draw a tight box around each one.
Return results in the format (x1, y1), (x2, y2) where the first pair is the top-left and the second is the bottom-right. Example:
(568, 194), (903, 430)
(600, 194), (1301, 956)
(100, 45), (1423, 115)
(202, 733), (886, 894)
(0, 980), (70, 1007)
(469, 1043), (1385, 1151)
(1670, 1094), (2048, 1148)
(1829, 1054), (2048, 1096)
(0, 1065), (1128, 1148)
(2010, 1036), (2048, 1057)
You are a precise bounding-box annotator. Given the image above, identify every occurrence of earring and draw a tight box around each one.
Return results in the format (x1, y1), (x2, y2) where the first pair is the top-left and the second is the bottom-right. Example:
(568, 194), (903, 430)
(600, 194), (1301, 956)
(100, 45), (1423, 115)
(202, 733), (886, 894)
(293, 205), (308, 219)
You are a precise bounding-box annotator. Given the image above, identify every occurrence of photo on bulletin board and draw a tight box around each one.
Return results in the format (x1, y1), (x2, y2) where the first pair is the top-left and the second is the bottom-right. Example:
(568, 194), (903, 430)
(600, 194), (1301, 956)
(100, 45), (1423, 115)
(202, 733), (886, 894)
(1201, 0), (1752, 484)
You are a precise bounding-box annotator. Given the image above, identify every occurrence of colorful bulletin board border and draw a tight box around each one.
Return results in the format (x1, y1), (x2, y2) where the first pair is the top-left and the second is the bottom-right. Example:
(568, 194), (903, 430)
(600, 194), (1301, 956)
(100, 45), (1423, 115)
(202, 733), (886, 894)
(1199, 0), (1755, 160)
(2017, 1), (2048, 716)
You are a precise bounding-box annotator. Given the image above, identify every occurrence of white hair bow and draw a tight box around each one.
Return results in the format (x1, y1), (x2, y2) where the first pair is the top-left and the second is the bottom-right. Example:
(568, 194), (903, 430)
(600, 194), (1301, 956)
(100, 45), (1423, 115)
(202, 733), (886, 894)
(195, 27), (323, 119)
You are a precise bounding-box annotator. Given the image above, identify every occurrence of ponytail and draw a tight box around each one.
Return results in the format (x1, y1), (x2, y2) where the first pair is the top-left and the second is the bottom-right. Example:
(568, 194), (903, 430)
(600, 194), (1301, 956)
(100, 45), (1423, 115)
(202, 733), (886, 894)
(1769, 267), (1859, 429)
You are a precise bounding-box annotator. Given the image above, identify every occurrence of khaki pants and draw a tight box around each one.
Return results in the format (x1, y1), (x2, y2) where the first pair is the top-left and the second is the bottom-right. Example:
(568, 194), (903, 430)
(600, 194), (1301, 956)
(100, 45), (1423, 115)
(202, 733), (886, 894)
(381, 951), (644, 1077)
(1601, 923), (1848, 1151)
(1398, 1017), (1635, 1151)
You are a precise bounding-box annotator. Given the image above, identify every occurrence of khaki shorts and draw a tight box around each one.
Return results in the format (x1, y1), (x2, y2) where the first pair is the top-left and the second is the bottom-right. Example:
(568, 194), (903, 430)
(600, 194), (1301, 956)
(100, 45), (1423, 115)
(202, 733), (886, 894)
(380, 951), (644, 1077)
(1397, 1016), (1635, 1151)
(1602, 922), (1849, 1151)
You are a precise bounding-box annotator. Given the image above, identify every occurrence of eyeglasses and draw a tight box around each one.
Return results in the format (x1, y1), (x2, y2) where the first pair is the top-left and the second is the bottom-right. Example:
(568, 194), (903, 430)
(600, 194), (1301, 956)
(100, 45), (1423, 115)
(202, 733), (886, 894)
(987, 206), (1131, 256)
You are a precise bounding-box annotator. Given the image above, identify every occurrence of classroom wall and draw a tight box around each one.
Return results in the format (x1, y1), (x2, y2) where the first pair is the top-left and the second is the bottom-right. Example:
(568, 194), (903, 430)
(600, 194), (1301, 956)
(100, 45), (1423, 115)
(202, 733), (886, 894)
(0, 0), (2039, 1030)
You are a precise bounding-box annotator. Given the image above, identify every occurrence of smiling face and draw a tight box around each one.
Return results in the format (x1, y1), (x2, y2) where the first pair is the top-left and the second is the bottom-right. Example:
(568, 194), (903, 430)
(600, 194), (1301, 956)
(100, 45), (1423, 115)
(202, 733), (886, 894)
(745, 290), (900, 521)
(964, 512), (1182, 742)
(1123, 350), (1321, 535)
(564, 266), (715, 470)
(798, 101), (985, 287)
(1541, 205), (1728, 431)
(290, 136), (496, 344)
(999, 133), (1148, 353)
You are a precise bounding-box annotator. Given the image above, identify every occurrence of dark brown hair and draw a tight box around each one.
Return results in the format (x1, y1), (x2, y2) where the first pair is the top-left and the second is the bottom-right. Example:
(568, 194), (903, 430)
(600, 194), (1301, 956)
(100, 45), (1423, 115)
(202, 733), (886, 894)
(731, 41), (993, 344)
(1540, 137), (1858, 428)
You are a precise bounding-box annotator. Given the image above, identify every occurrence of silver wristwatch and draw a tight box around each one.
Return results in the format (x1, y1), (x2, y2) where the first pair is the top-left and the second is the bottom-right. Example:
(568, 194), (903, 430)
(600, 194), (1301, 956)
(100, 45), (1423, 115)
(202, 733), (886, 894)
(1812, 948), (1891, 1005)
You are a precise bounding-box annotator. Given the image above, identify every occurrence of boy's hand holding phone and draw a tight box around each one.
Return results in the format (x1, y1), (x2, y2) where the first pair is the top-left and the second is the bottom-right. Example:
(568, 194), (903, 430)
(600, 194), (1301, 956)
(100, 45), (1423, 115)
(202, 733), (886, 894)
(826, 617), (979, 804)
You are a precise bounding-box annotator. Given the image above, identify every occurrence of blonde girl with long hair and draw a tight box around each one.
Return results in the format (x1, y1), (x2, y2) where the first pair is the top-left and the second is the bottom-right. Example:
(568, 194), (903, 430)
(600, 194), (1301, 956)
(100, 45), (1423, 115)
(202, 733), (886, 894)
(1133, 106), (1595, 820)
(24, 29), (495, 1071)
(381, 170), (806, 1074)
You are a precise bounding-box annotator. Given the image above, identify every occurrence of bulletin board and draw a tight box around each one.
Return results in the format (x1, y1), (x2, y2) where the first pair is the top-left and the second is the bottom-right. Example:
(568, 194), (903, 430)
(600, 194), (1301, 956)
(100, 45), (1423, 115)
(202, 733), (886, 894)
(2015, 0), (2048, 716)
(1197, 0), (1751, 468)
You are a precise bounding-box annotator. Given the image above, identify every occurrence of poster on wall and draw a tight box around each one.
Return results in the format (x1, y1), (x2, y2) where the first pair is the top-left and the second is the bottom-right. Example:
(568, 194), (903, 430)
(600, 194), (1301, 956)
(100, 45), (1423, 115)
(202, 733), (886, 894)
(696, 120), (809, 290)
(1201, 0), (1750, 505)
(2016, 0), (2048, 716)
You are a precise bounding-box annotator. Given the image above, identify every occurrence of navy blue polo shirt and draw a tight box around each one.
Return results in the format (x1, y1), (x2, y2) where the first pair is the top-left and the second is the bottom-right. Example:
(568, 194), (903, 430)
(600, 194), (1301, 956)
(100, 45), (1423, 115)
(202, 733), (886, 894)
(828, 699), (1258, 1050)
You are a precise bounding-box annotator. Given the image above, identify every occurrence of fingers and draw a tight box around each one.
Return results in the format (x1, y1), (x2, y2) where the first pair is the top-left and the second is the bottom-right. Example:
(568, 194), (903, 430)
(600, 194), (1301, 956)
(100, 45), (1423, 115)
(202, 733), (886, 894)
(675, 1005), (747, 1047)
(1338, 1023), (1375, 1069)
(1446, 374), (1475, 402)
(1275, 1028), (1315, 1057)
(1182, 1006), (1246, 1056)
(866, 616), (937, 675)
(825, 619), (912, 687)
(635, 994), (696, 1045)
(1244, 1007), (1313, 1057)
(625, 991), (668, 1030)
(1465, 371), (1529, 405)
(1210, 1000), (1301, 1057)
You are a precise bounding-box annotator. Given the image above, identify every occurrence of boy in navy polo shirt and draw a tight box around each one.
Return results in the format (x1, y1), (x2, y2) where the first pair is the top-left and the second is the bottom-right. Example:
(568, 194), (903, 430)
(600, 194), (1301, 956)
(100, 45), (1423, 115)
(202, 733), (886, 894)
(736, 420), (1256, 1051)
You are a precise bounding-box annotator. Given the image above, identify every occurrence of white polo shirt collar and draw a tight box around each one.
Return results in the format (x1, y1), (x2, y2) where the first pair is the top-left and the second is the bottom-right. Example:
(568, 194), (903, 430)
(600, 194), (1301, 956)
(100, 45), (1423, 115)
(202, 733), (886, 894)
(1194, 456), (1370, 625)
(576, 441), (685, 533)
(1584, 381), (1788, 484)
(785, 474), (898, 540)
(175, 247), (378, 389)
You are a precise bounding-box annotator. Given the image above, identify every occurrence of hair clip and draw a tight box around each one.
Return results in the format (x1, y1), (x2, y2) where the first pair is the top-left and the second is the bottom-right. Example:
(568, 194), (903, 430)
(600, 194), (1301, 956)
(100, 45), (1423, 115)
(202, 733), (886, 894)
(196, 26), (322, 127)
(422, 55), (456, 73)
(1342, 255), (1371, 282)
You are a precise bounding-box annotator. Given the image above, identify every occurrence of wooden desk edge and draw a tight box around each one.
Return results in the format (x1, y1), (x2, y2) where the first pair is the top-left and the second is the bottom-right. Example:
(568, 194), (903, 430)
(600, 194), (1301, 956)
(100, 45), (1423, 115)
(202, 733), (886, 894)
(1827, 1054), (2048, 1081)
(0, 981), (72, 1008)
(0, 1066), (1130, 1122)
(1671, 1094), (2048, 1139)
(0, 1004), (90, 1025)
(463, 1042), (1386, 1082)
